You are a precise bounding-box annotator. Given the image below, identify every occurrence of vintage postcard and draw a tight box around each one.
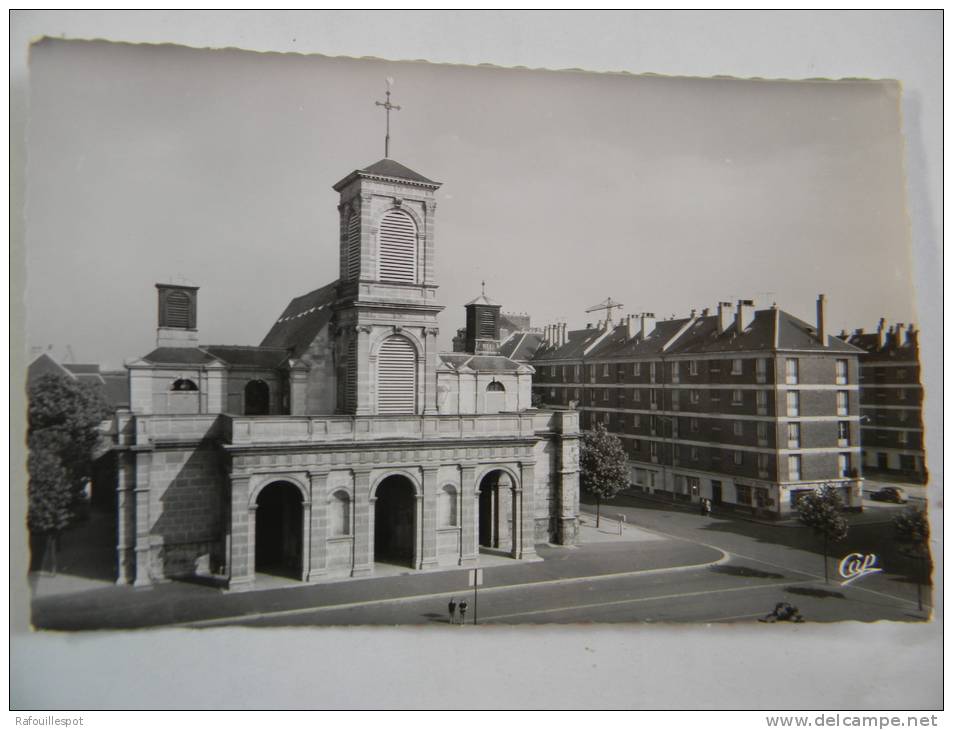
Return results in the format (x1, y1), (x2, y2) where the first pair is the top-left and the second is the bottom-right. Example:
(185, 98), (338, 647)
(22, 38), (932, 639)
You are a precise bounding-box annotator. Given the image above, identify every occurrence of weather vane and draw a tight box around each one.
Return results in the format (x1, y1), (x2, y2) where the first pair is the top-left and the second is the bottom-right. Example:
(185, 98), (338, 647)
(375, 77), (401, 158)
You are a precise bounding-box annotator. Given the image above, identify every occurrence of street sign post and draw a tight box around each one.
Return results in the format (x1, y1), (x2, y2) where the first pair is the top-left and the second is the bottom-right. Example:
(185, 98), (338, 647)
(468, 568), (483, 624)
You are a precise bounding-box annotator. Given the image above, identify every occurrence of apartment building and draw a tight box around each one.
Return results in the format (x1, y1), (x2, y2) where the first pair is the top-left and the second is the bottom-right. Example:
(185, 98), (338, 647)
(532, 296), (865, 518)
(842, 320), (927, 485)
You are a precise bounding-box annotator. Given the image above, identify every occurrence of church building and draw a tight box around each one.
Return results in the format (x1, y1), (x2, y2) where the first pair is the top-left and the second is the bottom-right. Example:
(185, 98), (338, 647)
(113, 157), (580, 590)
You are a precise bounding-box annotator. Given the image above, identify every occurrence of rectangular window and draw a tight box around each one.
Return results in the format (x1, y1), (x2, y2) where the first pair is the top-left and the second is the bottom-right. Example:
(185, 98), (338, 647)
(711, 390), (720, 402)
(756, 358), (767, 383)
(603, 388), (610, 401)
(604, 412), (611, 425)
(632, 438), (640, 451)
(897, 388), (907, 401)
(650, 442), (658, 460)
(632, 388), (641, 402)
(756, 390), (768, 414)
(691, 446), (699, 461)
(838, 453), (851, 477)
(690, 417), (699, 432)
(650, 362), (657, 383)
(732, 389), (743, 405)
(898, 430), (908, 445)
(786, 358), (799, 384)
(550, 388), (556, 399)
(835, 359), (848, 385)
(757, 453), (769, 475)
(650, 415), (658, 435)
(757, 421), (768, 444)
(602, 363), (609, 377)
(733, 421), (743, 436)
(672, 361), (680, 383)
(589, 365), (595, 383)
(632, 414), (640, 428)
(690, 389), (700, 404)
(733, 451), (743, 466)
(836, 390), (849, 416)
(689, 360), (698, 376)
(731, 358), (743, 375)
(633, 362), (641, 376)
(897, 369), (908, 382)
(648, 471), (657, 488)
(650, 389), (658, 408)
(788, 455), (802, 481)
(574, 388), (581, 400)
(787, 422), (800, 448)
(736, 485), (752, 505)
(575, 364), (581, 380)
(838, 421), (850, 446)
(787, 391), (800, 417)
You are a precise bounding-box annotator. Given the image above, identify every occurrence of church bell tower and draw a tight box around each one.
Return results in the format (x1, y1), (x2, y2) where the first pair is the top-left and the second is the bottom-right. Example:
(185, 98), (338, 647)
(331, 158), (443, 415)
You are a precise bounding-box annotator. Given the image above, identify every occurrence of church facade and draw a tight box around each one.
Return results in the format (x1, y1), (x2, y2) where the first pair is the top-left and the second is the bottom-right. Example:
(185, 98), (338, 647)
(113, 158), (580, 591)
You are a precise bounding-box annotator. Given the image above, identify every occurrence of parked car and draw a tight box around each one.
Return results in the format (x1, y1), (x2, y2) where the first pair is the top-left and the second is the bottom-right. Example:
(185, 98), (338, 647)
(869, 486), (909, 503)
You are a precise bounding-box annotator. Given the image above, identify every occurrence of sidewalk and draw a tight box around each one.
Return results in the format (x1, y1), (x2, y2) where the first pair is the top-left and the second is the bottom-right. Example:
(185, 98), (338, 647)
(31, 529), (721, 631)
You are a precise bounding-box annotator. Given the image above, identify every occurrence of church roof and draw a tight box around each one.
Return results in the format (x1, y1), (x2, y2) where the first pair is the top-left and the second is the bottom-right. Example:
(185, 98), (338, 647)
(333, 159), (441, 191)
(498, 331), (544, 362)
(465, 293), (501, 307)
(201, 346), (291, 368)
(438, 352), (528, 373)
(259, 280), (338, 358)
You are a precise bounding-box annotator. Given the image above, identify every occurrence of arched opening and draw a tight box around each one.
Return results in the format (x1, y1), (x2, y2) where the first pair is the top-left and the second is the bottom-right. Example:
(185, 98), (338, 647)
(376, 336), (417, 414)
(244, 379), (270, 415)
(377, 208), (418, 283)
(171, 378), (198, 391)
(478, 470), (514, 551)
(254, 481), (303, 579)
(485, 379), (506, 412)
(374, 475), (417, 567)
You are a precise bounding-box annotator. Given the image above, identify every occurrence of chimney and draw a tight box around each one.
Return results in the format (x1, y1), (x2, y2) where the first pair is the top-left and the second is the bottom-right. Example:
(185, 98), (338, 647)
(701, 307), (710, 317)
(906, 324), (917, 347)
(626, 314), (638, 339)
(561, 322), (568, 346)
(156, 283), (199, 348)
(735, 300), (755, 335)
(640, 312), (656, 340)
(717, 301), (733, 334)
(816, 294), (827, 346)
(895, 323), (904, 347)
(876, 318), (886, 348)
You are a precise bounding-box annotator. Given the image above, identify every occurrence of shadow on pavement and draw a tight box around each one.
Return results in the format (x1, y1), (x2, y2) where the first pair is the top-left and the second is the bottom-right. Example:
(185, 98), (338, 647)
(709, 564), (784, 580)
(786, 585), (846, 600)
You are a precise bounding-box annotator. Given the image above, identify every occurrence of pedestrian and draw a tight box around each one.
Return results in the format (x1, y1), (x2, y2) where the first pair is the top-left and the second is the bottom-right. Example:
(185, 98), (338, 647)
(700, 498), (707, 516)
(458, 599), (468, 625)
(448, 597), (457, 625)
(704, 498), (712, 517)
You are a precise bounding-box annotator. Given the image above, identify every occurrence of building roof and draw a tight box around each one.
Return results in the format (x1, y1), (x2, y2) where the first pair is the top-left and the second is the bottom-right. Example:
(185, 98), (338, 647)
(499, 331), (545, 361)
(533, 307), (863, 362)
(259, 280), (338, 358)
(438, 352), (529, 373)
(140, 347), (220, 365)
(62, 363), (101, 375)
(100, 371), (130, 409)
(333, 158), (441, 191)
(465, 293), (501, 307)
(843, 326), (919, 361)
(201, 345), (291, 369)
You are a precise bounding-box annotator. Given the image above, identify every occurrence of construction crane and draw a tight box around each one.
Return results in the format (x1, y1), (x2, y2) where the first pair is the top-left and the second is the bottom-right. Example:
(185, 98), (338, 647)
(585, 297), (624, 321)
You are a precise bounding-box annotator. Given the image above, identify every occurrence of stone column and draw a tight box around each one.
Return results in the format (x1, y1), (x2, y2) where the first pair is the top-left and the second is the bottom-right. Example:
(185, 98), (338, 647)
(420, 467), (439, 569)
(351, 469), (374, 577)
(115, 450), (135, 585)
(518, 461), (538, 559)
(423, 327), (440, 415)
(355, 326), (373, 416)
(205, 362), (227, 414)
(459, 465), (479, 566)
(300, 499), (312, 581)
(414, 494), (425, 569)
(227, 475), (254, 591)
(510, 485), (522, 559)
(307, 471), (329, 581)
(132, 449), (153, 587)
(288, 361), (310, 416)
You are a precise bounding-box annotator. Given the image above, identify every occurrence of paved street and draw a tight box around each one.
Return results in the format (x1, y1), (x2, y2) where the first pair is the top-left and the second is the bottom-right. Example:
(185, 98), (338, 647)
(30, 493), (931, 630)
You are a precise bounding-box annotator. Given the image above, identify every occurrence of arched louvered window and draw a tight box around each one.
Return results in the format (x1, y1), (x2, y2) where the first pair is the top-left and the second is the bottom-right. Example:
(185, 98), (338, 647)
(165, 291), (191, 328)
(377, 336), (417, 414)
(377, 209), (417, 283)
(344, 338), (357, 412)
(346, 212), (361, 281)
(486, 381), (505, 392)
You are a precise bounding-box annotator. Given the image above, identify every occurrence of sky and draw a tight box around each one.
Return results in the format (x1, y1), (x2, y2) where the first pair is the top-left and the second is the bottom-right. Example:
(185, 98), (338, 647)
(24, 39), (916, 369)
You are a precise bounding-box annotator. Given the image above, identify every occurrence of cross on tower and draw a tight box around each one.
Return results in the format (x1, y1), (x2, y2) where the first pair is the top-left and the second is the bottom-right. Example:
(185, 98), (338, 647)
(375, 77), (402, 158)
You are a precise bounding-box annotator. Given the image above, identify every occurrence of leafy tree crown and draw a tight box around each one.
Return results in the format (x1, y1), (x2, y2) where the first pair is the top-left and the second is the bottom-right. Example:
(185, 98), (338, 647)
(796, 484), (848, 542)
(579, 422), (629, 502)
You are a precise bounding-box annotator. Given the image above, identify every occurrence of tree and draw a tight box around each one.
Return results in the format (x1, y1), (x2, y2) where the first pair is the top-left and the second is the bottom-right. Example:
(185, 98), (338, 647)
(580, 422), (629, 527)
(796, 484), (849, 583)
(27, 374), (110, 574)
(894, 506), (931, 611)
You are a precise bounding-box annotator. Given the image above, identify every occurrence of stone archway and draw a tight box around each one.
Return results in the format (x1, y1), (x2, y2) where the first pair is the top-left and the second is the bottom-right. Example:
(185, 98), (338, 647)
(478, 470), (516, 554)
(373, 474), (418, 568)
(254, 480), (304, 579)
(245, 379), (270, 415)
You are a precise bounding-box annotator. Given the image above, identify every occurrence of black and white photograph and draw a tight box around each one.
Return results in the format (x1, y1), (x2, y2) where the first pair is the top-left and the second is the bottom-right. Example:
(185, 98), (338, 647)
(10, 10), (942, 713)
